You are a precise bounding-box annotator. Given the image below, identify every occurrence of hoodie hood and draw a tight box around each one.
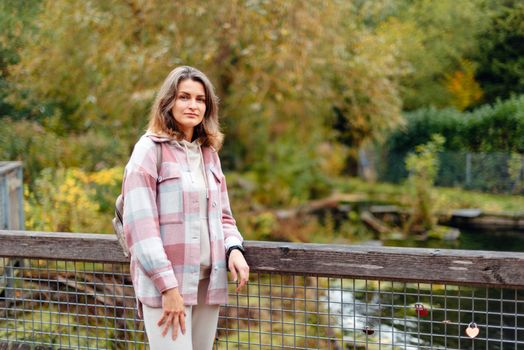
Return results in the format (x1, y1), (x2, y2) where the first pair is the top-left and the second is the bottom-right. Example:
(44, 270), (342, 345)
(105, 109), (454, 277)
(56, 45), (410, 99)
(145, 130), (204, 148)
(145, 130), (176, 144)
(145, 129), (218, 154)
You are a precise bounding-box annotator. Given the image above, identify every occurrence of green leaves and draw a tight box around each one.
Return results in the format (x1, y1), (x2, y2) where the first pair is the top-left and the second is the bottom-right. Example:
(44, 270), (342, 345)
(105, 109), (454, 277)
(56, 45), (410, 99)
(475, 3), (524, 103)
(1, 0), (520, 207)
(405, 134), (445, 232)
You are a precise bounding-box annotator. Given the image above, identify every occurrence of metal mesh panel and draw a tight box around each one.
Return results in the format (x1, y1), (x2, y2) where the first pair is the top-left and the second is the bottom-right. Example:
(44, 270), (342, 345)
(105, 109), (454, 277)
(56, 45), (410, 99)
(0, 258), (144, 349)
(375, 151), (524, 194)
(1, 258), (523, 349)
(218, 273), (523, 349)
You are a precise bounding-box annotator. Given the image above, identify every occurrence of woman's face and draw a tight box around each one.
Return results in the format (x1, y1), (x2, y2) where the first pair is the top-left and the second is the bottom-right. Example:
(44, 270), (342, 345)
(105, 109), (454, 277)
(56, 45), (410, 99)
(172, 79), (206, 139)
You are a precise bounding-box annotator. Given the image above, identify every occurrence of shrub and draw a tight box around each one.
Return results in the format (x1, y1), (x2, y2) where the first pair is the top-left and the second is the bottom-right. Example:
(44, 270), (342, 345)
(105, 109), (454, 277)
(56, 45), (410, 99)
(404, 134), (445, 233)
(25, 167), (122, 234)
(0, 118), (131, 188)
(380, 95), (524, 192)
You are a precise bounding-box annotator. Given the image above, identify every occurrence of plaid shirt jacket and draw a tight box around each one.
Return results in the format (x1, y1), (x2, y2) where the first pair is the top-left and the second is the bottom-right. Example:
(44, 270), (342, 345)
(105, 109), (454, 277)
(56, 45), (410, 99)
(123, 134), (243, 311)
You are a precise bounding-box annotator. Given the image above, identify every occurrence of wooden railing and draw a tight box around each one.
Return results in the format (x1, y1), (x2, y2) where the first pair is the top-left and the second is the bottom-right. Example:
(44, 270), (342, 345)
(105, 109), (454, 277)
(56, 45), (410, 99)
(1, 230), (524, 349)
(1, 230), (523, 288)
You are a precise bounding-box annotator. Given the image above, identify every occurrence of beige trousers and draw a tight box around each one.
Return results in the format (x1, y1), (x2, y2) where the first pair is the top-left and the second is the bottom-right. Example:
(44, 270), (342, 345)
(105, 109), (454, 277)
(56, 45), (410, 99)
(143, 278), (220, 350)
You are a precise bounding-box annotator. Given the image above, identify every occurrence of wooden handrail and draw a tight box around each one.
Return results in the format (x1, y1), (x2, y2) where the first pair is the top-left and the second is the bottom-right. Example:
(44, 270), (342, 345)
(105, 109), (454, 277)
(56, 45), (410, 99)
(1, 230), (524, 289)
(0, 161), (23, 174)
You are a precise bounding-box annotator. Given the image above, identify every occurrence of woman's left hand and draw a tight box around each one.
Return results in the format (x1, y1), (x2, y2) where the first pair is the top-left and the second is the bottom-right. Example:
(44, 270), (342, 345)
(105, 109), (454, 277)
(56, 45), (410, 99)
(228, 250), (249, 292)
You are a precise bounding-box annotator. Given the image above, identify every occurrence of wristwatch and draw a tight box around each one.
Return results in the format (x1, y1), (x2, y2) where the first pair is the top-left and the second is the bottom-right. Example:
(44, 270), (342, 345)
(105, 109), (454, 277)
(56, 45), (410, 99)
(226, 245), (245, 260)
(226, 245), (245, 268)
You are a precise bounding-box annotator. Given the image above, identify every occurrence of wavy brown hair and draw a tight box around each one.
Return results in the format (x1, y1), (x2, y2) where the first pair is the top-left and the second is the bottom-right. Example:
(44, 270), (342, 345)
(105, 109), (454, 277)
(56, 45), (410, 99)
(148, 66), (224, 150)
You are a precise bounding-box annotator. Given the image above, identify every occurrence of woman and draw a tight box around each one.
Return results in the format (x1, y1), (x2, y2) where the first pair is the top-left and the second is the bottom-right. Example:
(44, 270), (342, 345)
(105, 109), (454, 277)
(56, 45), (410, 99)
(123, 66), (249, 349)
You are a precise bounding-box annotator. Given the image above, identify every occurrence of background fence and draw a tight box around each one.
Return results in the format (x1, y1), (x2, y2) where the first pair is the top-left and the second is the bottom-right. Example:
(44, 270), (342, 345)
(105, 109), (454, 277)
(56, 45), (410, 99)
(1, 230), (523, 349)
(369, 151), (524, 194)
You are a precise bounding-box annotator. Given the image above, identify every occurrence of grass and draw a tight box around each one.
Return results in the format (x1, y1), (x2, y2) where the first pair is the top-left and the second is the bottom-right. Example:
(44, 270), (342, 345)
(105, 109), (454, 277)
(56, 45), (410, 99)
(334, 177), (524, 214)
(236, 176), (524, 244)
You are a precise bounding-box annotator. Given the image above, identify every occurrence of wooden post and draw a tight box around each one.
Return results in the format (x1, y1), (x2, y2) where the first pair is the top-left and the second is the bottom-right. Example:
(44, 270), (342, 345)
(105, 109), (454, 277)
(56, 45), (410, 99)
(0, 162), (24, 230)
(0, 162), (24, 302)
(465, 152), (472, 186)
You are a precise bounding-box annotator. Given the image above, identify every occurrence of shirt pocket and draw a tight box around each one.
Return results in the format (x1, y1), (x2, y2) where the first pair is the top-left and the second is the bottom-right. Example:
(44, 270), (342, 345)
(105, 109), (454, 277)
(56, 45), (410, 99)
(157, 163), (183, 224)
(209, 166), (223, 185)
(209, 166), (223, 221)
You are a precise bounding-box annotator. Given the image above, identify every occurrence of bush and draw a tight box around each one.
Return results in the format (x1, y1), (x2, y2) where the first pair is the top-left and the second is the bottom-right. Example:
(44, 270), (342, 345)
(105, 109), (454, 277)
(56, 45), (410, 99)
(251, 135), (332, 207)
(404, 134), (445, 232)
(25, 167), (122, 234)
(386, 95), (524, 154)
(380, 95), (524, 192)
(0, 118), (132, 187)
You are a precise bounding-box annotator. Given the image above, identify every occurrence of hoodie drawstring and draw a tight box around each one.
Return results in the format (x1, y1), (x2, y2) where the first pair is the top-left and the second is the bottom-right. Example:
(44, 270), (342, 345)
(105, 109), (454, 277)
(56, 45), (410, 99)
(182, 142), (194, 183)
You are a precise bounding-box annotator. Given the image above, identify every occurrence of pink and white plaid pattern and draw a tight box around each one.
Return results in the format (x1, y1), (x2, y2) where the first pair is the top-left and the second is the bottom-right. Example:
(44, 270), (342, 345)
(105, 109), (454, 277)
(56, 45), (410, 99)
(123, 134), (243, 312)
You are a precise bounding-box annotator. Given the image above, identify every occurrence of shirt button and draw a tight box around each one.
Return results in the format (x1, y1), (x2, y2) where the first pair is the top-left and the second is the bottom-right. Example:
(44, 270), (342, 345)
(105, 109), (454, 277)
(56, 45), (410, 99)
(212, 201), (217, 207)
(157, 176), (163, 182)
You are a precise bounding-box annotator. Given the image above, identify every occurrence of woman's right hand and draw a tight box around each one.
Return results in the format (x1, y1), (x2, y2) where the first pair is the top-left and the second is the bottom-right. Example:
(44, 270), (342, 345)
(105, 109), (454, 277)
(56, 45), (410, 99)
(158, 287), (186, 340)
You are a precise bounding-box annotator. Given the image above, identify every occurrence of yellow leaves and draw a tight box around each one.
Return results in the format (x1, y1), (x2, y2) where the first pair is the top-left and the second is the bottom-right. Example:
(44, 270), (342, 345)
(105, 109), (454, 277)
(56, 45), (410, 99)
(317, 142), (347, 177)
(25, 167), (123, 234)
(69, 168), (89, 184)
(86, 167), (122, 186)
(444, 60), (483, 111)
(55, 175), (99, 215)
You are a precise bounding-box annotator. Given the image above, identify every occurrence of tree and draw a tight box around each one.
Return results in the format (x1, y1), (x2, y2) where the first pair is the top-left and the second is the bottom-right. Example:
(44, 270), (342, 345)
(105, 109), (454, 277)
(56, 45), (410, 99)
(475, 3), (524, 103)
(0, 0), (41, 118)
(7, 1), (405, 181)
(386, 0), (493, 110)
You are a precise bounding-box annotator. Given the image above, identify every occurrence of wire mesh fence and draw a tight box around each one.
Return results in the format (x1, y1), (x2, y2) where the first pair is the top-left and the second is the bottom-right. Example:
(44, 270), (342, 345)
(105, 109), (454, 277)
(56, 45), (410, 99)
(1, 256), (523, 349)
(0, 258), (143, 349)
(371, 151), (524, 194)
(221, 273), (523, 350)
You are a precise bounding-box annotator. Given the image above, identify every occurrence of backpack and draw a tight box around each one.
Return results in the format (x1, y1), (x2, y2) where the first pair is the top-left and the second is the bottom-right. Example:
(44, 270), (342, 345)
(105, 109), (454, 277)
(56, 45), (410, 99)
(112, 142), (162, 257)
